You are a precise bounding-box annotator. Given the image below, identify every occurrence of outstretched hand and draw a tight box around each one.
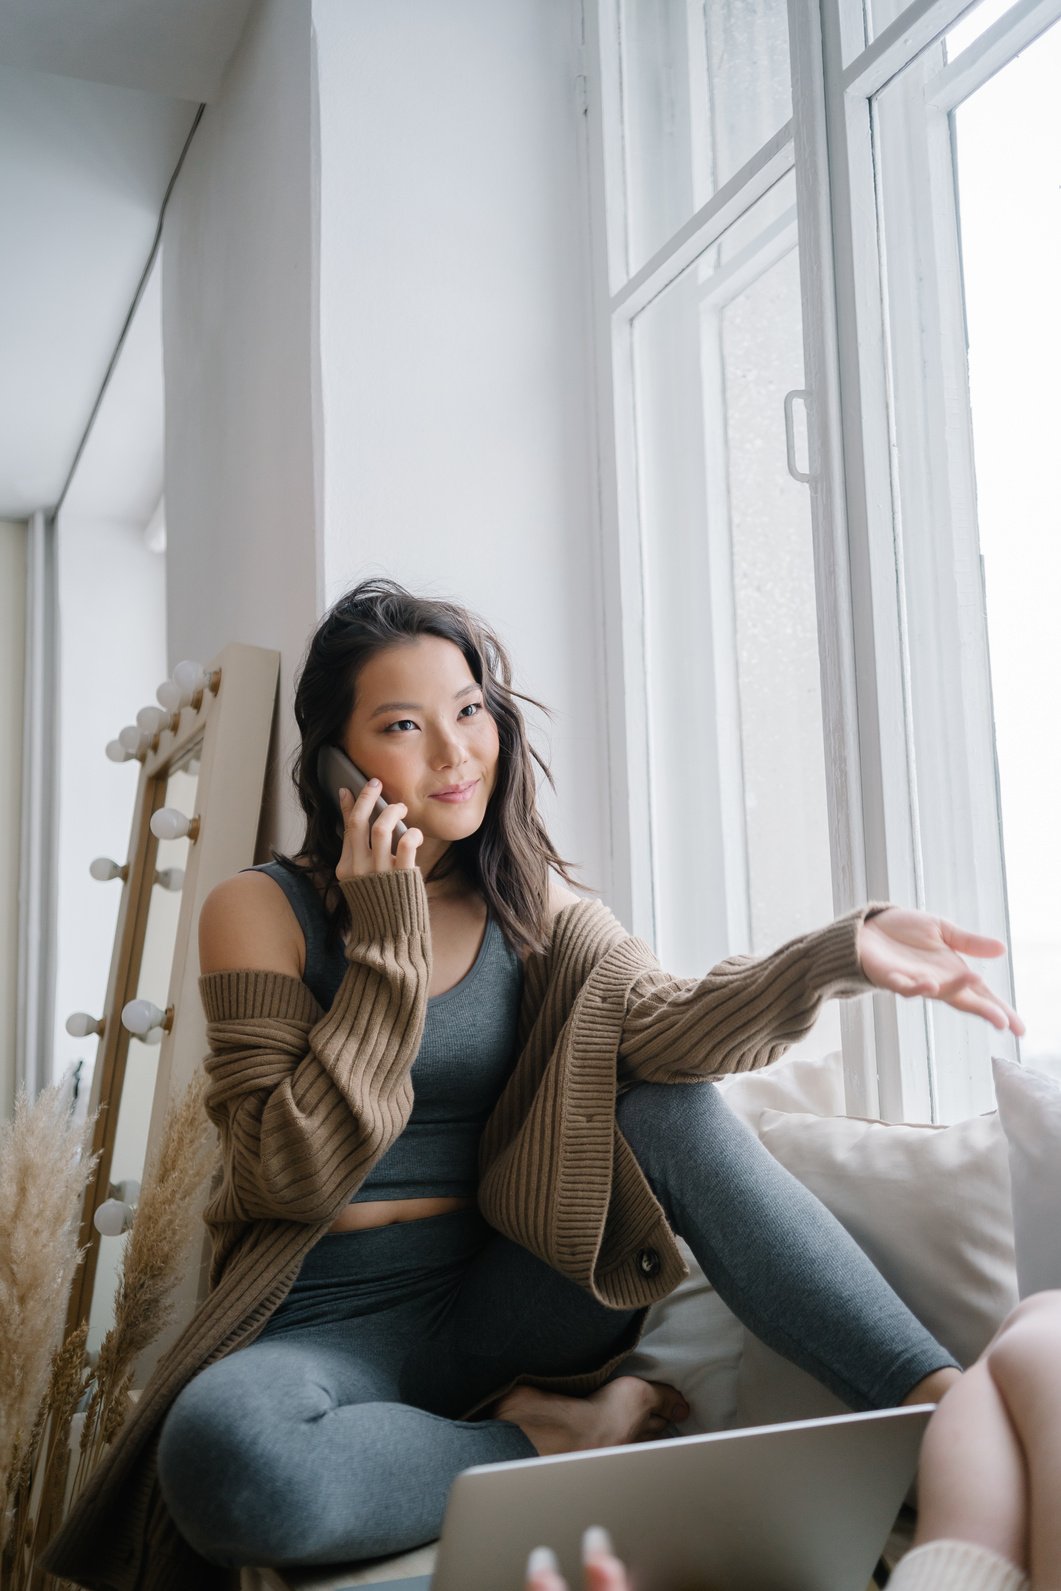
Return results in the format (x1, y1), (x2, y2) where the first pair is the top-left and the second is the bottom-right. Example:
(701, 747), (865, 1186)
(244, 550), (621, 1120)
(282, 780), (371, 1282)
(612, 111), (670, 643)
(858, 909), (1024, 1035)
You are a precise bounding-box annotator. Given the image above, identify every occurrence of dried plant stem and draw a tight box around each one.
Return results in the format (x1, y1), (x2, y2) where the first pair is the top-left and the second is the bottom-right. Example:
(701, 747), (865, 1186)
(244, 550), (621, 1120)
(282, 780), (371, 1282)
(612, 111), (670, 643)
(0, 1065), (217, 1591)
(0, 1074), (97, 1568)
(73, 1069), (217, 1497)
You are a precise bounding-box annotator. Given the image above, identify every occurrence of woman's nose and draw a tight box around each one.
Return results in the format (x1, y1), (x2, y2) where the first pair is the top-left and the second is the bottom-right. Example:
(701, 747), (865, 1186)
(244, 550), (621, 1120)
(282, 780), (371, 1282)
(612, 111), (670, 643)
(430, 734), (468, 768)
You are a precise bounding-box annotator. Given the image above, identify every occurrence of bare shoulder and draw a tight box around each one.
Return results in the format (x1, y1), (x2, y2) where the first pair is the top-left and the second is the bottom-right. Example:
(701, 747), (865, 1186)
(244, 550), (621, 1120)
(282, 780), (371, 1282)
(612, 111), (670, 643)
(546, 875), (588, 926)
(198, 870), (305, 979)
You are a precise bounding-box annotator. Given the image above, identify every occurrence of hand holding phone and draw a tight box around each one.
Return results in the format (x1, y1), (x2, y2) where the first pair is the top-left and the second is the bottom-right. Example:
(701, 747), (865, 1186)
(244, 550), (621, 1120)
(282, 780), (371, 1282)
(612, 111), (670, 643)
(317, 744), (421, 877)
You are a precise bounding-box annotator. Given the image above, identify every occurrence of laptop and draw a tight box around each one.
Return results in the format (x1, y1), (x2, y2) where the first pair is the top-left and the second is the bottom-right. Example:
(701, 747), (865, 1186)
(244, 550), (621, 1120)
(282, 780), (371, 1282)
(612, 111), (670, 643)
(351, 1404), (931, 1591)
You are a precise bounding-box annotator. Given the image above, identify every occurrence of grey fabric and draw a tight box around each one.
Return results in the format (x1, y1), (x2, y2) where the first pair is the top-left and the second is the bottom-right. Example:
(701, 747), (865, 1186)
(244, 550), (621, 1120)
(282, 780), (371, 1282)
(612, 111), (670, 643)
(156, 1088), (956, 1571)
(244, 863), (524, 1202)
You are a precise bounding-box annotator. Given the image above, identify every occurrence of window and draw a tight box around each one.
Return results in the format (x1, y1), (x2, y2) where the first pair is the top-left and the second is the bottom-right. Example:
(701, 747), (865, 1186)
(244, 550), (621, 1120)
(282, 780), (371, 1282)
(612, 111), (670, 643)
(587, 0), (1061, 1117)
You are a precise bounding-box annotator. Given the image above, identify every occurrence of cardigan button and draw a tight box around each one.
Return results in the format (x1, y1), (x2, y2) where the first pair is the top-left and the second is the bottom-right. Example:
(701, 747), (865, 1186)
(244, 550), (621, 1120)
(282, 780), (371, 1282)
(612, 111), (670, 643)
(637, 1247), (661, 1278)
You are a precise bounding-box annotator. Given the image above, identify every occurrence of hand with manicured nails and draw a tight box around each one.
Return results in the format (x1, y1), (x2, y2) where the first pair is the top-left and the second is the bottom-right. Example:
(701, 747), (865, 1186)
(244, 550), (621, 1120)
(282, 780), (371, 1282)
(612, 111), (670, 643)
(336, 779), (424, 882)
(526, 1528), (632, 1591)
(857, 908), (1024, 1034)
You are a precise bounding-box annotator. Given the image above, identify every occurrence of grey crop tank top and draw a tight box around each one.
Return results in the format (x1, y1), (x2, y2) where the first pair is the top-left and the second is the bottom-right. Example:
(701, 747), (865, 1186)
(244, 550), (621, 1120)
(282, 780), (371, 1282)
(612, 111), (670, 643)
(242, 860), (525, 1202)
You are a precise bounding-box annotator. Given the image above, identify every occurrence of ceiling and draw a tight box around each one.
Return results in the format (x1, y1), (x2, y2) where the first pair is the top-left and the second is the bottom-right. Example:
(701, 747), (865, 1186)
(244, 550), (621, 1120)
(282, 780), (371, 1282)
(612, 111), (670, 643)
(0, 0), (256, 523)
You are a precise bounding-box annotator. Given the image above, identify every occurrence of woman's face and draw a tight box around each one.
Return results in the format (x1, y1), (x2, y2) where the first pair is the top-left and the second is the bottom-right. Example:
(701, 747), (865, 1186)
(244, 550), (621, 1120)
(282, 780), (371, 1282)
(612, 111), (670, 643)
(341, 636), (501, 876)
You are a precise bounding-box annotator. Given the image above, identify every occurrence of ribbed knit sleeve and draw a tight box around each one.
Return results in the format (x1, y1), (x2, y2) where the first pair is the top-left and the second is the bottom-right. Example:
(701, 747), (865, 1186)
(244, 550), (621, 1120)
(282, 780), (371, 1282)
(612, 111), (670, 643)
(617, 901), (893, 1082)
(197, 868), (430, 1225)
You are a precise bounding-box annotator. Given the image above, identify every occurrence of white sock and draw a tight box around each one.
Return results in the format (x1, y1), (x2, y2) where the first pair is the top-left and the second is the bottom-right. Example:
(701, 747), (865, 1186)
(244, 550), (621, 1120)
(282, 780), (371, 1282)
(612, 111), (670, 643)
(887, 1540), (1028, 1591)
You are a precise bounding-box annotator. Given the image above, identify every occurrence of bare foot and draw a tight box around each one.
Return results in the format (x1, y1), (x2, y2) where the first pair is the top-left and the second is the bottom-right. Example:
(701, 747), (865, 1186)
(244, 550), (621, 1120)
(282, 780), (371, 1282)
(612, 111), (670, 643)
(493, 1376), (690, 1457)
(903, 1367), (961, 1406)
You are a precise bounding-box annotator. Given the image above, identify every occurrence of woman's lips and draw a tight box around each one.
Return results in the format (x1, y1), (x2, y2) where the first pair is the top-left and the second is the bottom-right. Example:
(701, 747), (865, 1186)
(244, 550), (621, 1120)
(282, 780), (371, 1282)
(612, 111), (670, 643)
(429, 779), (479, 803)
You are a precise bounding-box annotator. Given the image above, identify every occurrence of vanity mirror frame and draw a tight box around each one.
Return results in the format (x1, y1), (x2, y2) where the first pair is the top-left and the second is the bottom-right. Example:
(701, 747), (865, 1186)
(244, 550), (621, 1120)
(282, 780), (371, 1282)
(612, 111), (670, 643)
(65, 641), (280, 1359)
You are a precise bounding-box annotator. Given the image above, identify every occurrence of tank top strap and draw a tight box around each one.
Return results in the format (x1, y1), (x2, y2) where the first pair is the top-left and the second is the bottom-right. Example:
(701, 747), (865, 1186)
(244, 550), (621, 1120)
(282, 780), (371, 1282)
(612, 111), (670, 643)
(240, 860), (348, 1009)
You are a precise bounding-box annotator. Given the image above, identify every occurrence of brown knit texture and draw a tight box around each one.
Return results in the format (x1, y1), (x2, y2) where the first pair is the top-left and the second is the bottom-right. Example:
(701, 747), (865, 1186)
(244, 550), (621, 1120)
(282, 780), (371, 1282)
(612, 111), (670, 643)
(41, 871), (887, 1591)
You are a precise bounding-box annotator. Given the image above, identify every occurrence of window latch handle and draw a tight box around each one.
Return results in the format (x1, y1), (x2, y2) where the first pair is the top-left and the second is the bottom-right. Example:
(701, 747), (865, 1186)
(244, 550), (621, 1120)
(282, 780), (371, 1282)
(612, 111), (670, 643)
(784, 389), (813, 484)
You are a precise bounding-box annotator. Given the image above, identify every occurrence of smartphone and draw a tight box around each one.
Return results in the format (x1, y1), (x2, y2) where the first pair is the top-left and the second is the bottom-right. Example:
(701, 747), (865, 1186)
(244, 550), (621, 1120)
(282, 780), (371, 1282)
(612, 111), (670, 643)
(317, 744), (408, 854)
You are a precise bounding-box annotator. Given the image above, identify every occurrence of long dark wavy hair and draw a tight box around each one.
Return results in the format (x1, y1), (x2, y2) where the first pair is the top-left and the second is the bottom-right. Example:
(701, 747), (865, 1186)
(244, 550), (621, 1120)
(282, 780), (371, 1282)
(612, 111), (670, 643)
(274, 578), (590, 960)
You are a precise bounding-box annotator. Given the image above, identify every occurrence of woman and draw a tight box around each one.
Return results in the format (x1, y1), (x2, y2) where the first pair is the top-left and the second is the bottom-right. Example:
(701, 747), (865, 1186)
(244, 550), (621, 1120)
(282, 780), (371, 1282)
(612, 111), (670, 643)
(42, 579), (1022, 1590)
(526, 1292), (1061, 1591)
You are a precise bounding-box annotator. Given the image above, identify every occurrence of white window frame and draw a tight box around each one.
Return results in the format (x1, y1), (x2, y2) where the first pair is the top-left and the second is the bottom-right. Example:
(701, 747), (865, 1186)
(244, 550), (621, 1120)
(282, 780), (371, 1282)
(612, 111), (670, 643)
(806, 0), (1061, 1117)
(583, 0), (1059, 1120)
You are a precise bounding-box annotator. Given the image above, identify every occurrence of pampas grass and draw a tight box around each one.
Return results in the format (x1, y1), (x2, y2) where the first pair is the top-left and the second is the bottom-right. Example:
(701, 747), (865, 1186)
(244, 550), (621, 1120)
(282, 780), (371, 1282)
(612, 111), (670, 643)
(0, 1073), (98, 1558)
(75, 1065), (216, 1480)
(0, 1067), (218, 1591)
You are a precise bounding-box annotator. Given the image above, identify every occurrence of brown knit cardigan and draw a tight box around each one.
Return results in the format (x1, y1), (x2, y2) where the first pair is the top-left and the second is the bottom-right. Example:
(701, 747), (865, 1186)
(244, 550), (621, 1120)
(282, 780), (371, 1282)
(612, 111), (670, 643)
(42, 868), (887, 1591)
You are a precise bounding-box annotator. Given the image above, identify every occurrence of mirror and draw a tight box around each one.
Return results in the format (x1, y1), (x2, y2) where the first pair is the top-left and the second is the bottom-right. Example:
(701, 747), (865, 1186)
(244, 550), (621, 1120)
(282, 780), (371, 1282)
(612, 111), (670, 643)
(84, 747), (200, 1358)
(66, 644), (279, 1369)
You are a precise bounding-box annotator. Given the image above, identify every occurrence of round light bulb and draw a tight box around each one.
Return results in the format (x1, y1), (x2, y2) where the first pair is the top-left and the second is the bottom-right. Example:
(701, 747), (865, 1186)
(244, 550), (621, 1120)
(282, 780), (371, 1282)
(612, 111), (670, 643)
(155, 866), (185, 891)
(94, 1199), (133, 1237)
(150, 807), (195, 842)
(136, 705), (166, 735)
(105, 740), (133, 764)
(66, 1012), (103, 1039)
(89, 857), (123, 882)
(173, 659), (207, 696)
(156, 679), (185, 712)
(121, 998), (166, 1036)
(118, 725), (148, 755)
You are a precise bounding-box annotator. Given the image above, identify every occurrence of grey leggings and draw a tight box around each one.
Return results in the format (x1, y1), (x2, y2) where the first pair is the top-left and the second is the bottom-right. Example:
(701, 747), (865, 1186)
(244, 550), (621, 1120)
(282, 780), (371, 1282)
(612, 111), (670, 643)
(157, 1081), (956, 1569)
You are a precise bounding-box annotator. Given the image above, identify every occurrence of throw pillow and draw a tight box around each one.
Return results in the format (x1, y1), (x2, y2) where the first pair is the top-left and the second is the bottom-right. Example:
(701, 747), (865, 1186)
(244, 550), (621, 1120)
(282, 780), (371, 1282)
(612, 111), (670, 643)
(992, 1055), (1061, 1297)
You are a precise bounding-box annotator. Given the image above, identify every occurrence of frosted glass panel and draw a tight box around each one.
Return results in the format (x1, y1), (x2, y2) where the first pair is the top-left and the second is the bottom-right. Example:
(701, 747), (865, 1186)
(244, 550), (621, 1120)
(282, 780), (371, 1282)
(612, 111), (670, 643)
(954, 22), (1061, 1074)
(618, 0), (792, 277)
(633, 174), (839, 1061)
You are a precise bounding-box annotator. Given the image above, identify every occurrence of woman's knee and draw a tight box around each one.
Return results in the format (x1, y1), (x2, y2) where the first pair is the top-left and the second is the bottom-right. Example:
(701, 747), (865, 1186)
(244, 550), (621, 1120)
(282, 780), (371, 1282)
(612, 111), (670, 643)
(616, 1079), (730, 1139)
(157, 1358), (318, 1564)
(983, 1291), (1061, 1407)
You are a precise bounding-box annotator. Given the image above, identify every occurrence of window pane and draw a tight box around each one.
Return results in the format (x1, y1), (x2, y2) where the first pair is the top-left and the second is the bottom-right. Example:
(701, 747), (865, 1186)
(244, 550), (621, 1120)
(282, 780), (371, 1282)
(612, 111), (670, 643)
(632, 174), (840, 1062)
(617, 0), (792, 278)
(954, 22), (1061, 1076)
(872, 20), (1061, 1115)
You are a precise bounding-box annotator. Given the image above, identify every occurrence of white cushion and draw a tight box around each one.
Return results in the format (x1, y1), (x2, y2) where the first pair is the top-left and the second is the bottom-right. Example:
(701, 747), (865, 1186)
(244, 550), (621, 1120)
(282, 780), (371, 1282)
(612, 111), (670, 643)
(992, 1055), (1061, 1297)
(733, 1107), (1018, 1427)
(714, 1048), (847, 1125)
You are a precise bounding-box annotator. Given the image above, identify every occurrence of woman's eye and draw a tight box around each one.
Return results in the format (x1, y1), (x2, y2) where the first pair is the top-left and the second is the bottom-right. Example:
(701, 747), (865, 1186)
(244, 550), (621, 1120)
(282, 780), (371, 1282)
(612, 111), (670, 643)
(384, 703), (483, 734)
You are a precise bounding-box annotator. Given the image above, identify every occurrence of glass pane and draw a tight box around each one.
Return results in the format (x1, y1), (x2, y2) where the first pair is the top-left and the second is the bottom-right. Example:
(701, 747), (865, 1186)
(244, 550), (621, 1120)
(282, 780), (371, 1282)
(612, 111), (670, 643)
(632, 174), (840, 1064)
(953, 22), (1061, 1077)
(617, 0), (792, 278)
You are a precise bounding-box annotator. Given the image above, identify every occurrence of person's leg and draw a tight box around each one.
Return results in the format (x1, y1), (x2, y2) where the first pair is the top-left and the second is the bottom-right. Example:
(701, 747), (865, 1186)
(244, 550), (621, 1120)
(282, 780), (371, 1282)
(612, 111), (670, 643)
(157, 1327), (536, 1567)
(400, 1226), (687, 1452)
(902, 1291), (1061, 1591)
(614, 1080), (959, 1410)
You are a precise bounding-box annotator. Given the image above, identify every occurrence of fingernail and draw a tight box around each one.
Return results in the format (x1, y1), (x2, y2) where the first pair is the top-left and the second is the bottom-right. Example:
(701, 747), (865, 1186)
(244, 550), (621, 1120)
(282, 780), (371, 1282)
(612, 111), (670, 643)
(582, 1526), (614, 1561)
(368, 777), (381, 788)
(526, 1546), (560, 1575)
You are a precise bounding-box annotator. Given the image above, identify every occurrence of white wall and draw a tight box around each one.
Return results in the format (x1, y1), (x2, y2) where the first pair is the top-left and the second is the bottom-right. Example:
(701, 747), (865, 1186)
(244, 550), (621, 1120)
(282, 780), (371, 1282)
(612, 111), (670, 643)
(313, 0), (611, 901)
(163, 0), (320, 853)
(0, 519), (26, 1119)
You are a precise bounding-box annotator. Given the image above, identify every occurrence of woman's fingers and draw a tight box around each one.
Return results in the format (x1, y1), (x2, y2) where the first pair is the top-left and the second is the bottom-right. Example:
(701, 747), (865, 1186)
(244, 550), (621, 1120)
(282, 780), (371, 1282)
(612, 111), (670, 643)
(946, 980), (1026, 1034)
(583, 1529), (632, 1591)
(937, 919), (1007, 958)
(370, 802), (407, 870)
(525, 1547), (568, 1591)
(337, 781), (421, 880)
(525, 1531), (633, 1591)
